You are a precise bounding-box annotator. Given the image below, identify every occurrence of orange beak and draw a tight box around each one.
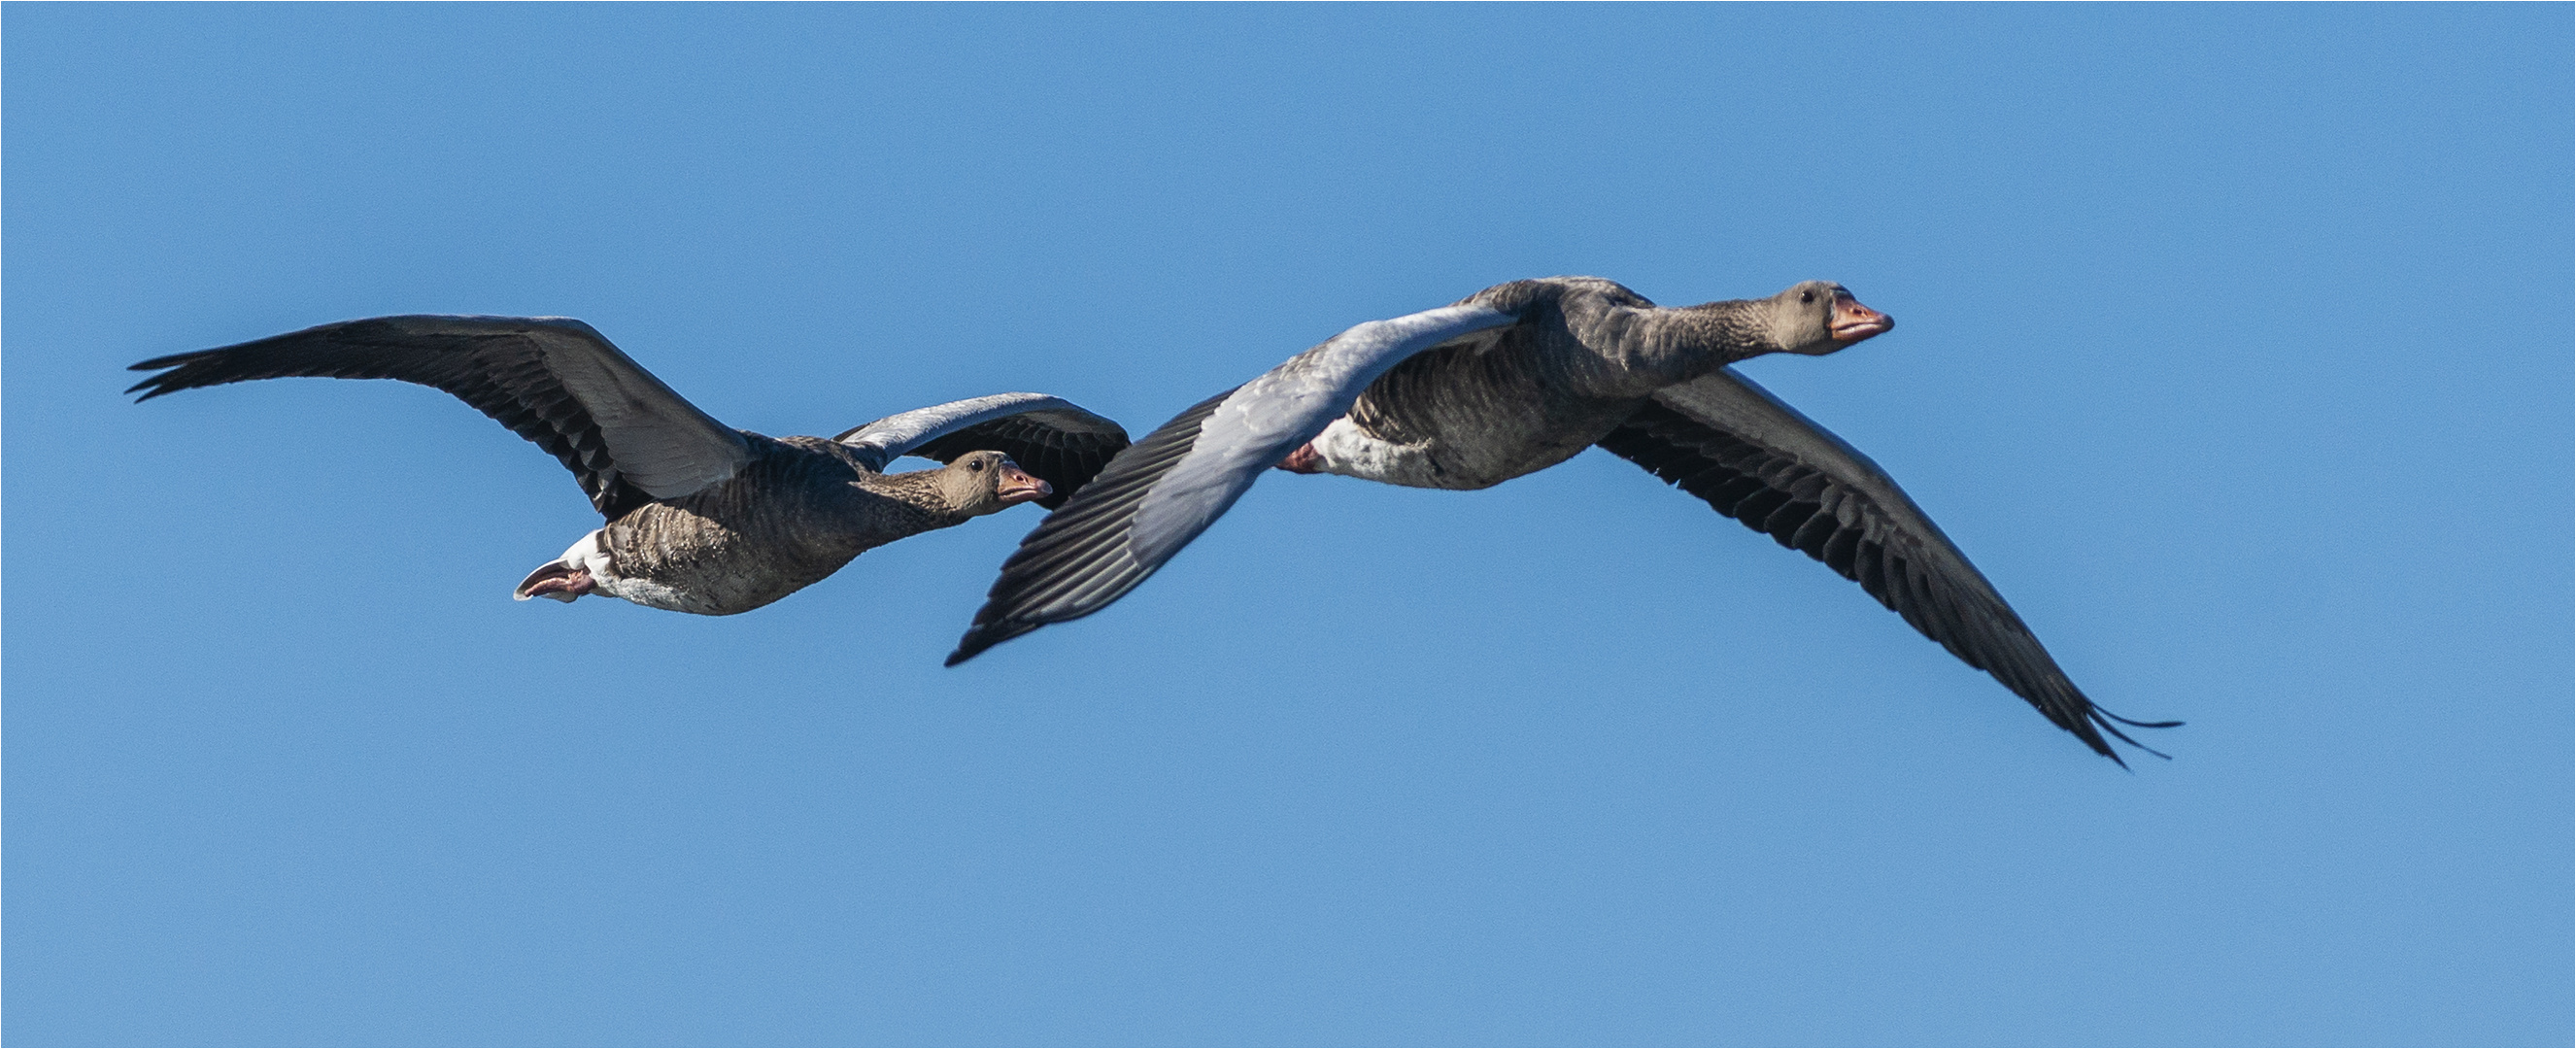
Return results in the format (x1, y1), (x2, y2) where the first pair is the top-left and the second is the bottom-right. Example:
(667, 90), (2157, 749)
(1828, 292), (1894, 345)
(996, 462), (1052, 505)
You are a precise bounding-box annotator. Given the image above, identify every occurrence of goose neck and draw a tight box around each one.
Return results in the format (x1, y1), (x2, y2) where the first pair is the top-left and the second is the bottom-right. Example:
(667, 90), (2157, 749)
(1646, 299), (1778, 363)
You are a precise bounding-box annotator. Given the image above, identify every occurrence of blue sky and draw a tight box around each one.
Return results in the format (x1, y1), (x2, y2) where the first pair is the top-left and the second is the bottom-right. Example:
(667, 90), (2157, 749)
(6, 5), (2568, 1045)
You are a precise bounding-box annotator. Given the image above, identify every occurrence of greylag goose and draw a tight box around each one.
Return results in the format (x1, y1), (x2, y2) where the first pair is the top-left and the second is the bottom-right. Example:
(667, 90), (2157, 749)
(948, 277), (2175, 763)
(128, 315), (1130, 616)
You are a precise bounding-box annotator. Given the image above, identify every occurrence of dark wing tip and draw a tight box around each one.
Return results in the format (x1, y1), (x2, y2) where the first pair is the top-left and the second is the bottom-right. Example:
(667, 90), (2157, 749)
(2100, 708), (2185, 729)
(943, 634), (994, 667)
(126, 350), (216, 400)
(2052, 708), (2122, 764)
(2087, 705), (2181, 764)
(946, 618), (1040, 666)
(128, 351), (196, 372)
(126, 373), (186, 401)
(1597, 402), (2186, 767)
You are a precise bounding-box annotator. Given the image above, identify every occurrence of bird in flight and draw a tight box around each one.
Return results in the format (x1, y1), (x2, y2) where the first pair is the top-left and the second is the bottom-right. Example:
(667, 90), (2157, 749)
(948, 277), (2177, 763)
(129, 315), (1129, 616)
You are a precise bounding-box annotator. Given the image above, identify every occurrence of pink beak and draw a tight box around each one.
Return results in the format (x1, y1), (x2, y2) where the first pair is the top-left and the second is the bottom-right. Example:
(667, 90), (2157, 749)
(1828, 291), (1894, 345)
(996, 462), (1052, 505)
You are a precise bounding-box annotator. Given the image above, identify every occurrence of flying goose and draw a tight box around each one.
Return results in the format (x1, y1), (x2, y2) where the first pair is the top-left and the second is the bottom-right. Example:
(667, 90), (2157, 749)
(128, 315), (1130, 617)
(947, 277), (2175, 762)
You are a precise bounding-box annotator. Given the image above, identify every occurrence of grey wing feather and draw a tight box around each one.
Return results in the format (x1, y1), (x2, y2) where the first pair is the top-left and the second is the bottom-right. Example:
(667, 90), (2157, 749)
(948, 303), (1520, 664)
(1594, 367), (2178, 763)
(127, 315), (750, 518)
(834, 392), (1131, 509)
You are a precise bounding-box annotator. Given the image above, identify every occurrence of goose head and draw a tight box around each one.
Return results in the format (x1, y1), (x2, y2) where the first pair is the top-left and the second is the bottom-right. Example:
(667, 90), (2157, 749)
(1766, 281), (1893, 355)
(934, 451), (1053, 517)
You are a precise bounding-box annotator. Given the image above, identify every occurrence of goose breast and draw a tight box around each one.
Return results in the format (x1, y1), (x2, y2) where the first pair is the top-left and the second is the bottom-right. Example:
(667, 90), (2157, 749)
(1315, 278), (1700, 489)
(589, 437), (902, 615)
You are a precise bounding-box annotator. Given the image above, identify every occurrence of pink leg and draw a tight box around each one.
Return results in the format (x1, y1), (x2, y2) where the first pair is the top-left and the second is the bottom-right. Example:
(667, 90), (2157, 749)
(1275, 442), (1324, 474)
(514, 563), (597, 602)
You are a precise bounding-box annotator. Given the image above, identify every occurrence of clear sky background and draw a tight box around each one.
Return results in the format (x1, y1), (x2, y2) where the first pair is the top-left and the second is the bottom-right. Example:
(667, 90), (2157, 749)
(6, 6), (2568, 1045)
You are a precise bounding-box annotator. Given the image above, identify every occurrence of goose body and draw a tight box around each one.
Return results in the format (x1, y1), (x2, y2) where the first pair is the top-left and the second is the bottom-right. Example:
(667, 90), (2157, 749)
(128, 316), (1130, 617)
(530, 434), (1000, 616)
(1298, 276), (1767, 490)
(952, 277), (2176, 763)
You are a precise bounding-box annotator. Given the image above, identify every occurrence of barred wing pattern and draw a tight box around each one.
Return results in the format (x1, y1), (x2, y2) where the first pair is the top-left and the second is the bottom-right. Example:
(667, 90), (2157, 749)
(127, 315), (750, 520)
(1594, 367), (2176, 762)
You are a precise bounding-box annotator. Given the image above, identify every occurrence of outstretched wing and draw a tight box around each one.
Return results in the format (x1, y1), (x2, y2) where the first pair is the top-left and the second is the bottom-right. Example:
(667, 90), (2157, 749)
(833, 392), (1131, 510)
(127, 315), (751, 519)
(947, 303), (1522, 665)
(1594, 367), (2177, 763)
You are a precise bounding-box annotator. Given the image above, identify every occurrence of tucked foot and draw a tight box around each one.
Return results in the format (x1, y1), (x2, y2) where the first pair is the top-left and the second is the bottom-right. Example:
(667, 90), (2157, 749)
(1275, 442), (1323, 474)
(514, 561), (596, 603)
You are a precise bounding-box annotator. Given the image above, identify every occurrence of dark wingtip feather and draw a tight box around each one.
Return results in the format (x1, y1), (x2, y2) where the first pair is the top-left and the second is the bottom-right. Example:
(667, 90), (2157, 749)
(2065, 718), (2122, 763)
(126, 355), (194, 399)
(945, 620), (1034, 666)
(127, 349), (206, 372)
(2098, 707), (2185, 729)
(2082, 704), (2180, 765)
(126, 372), (187, 402)
(2092, 715), (2177, 761)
